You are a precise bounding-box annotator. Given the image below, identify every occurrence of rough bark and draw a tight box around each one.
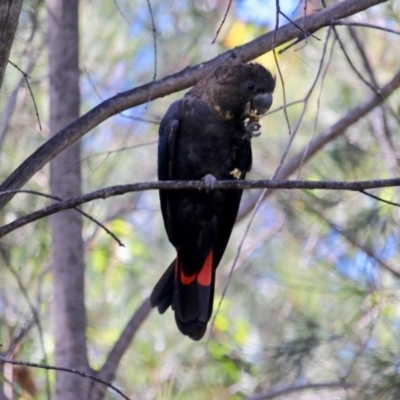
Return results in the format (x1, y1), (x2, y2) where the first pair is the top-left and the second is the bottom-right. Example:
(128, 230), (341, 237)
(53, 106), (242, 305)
(46, 0), (89, 398)
(0, 0), (23, 90)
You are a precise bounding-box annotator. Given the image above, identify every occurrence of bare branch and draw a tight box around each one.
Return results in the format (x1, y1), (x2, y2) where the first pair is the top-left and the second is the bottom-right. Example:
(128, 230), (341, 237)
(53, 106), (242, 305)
(7, 60), (42, 131)
(145, 0), (157, 103)
(0, 355), (132, 400)
(0, 59), (36, 150)
(90, 298), (152, 400)
(348, 26), (379, 88)
(113, 0), (131, 25)
(360, 189), (400, 209)
(0, 188), (124, 246)
(211, 0), (233, 44)
(310, 206), (400, 279)
(329, 23), (378, 94)
(279, 10), (320, 41)
(331, 20), (400, 36)
(3, 175), (400, 238)
(0, 0), (387, 210)
(245, 380), (357, 400)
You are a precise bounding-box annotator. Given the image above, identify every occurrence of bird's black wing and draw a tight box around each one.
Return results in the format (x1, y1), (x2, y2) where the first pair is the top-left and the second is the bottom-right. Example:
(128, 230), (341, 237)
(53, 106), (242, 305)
(214, 137), (252, 267)
(158, 100), (181, 247)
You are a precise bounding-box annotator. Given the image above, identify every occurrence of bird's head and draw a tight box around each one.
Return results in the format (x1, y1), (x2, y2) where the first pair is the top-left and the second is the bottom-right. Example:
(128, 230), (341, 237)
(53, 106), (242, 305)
(191, 62), (276, 121)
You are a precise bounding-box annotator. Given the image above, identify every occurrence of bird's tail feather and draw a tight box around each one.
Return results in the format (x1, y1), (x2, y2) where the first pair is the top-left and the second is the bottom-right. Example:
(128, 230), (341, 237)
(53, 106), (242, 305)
(150, 260), (175, 314)
(150, 250), (215, 341)
(174, 249), (214, 340)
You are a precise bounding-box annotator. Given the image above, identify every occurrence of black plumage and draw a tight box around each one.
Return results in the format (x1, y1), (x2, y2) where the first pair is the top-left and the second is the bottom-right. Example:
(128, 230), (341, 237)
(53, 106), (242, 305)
(151, 62), (276, 340)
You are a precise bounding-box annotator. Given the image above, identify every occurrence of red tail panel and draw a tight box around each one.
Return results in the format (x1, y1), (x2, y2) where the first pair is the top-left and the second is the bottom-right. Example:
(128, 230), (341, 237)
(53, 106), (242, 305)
(168, 248), (215, 340)
(176, 248), (213, 286)
(197, 250), (213, 286)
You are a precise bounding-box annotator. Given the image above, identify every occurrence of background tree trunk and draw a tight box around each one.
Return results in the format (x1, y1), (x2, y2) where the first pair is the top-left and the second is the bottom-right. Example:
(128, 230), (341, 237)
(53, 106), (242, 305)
(46, 0), (88, 398)
(0, 0), (23, 90)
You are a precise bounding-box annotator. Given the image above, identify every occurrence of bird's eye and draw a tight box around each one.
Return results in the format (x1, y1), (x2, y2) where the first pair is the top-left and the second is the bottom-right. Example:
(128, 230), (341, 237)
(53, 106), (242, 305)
(247, 82), (255, 91)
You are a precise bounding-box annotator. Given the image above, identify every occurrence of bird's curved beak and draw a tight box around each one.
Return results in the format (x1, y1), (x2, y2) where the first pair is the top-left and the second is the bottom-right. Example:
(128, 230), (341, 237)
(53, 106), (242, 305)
(251, 93), (273, 115)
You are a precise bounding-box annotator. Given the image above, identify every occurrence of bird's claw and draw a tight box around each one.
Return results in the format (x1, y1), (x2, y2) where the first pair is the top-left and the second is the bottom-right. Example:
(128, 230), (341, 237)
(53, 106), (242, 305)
(245, 119), (261, 139)
(202, 174), (217, 193)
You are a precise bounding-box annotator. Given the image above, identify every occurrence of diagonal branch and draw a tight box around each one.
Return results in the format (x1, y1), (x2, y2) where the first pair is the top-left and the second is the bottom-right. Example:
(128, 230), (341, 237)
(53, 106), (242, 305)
(89, 298), (152, 400)
(309, 205), (400, 279)
(0, 0), (387, 210)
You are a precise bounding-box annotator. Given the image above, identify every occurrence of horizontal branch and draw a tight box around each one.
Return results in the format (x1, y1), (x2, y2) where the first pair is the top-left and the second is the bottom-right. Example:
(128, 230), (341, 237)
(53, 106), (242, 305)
(0, 0), (386, 210)
(0, 176), (399, 238)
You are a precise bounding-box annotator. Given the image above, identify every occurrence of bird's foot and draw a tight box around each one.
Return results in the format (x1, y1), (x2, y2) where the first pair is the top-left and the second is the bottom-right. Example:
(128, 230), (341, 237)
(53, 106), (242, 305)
(244, 118), (261, 139)
(202, 174), (217, 193)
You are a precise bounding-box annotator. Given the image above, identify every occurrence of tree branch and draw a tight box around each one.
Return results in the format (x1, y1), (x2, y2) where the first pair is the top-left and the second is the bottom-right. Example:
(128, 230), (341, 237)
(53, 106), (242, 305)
(332, 20), (400, 36)
(2, 175), (400, 238)
(245, 380), (357, 400)
(0, 0), (387, 210)
(89, 298), (152, 400)
(0, 355), (132, 400)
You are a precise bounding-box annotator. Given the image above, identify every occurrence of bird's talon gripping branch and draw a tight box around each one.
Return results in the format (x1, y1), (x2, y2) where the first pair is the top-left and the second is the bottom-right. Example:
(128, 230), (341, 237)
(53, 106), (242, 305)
(202, 174), (217, 193)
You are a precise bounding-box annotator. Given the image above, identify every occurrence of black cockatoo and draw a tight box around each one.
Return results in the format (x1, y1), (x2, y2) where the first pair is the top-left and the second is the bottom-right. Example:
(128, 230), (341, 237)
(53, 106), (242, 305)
(150, 62), (275, 340)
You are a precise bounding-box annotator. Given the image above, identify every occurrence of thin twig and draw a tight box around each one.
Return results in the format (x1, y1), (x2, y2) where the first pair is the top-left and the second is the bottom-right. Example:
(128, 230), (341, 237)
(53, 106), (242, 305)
(211, 0), (233, 44)
(321, 0), (378, 94)
(273, 0), (292, 136)
(348, 26), (379, 87)
(113, 0), (131, 25)
(359, 189), (400, 208)
(80, 140), (158, 164)
(0, 355), (132, 400)
(0, 189), (124, 246)
(145, 0), (157, 107)
(332, 27), (378, 94)
(83, 66), (160, 124)
(331, 20), (400, 36)
(309, 206), (400, 279)
(7, 60), (42, 131)
(266, 99), (304, 115)
(279, 10), (320, 40)
(0, 57), (36, 151)
(297, 28), (335, 176)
